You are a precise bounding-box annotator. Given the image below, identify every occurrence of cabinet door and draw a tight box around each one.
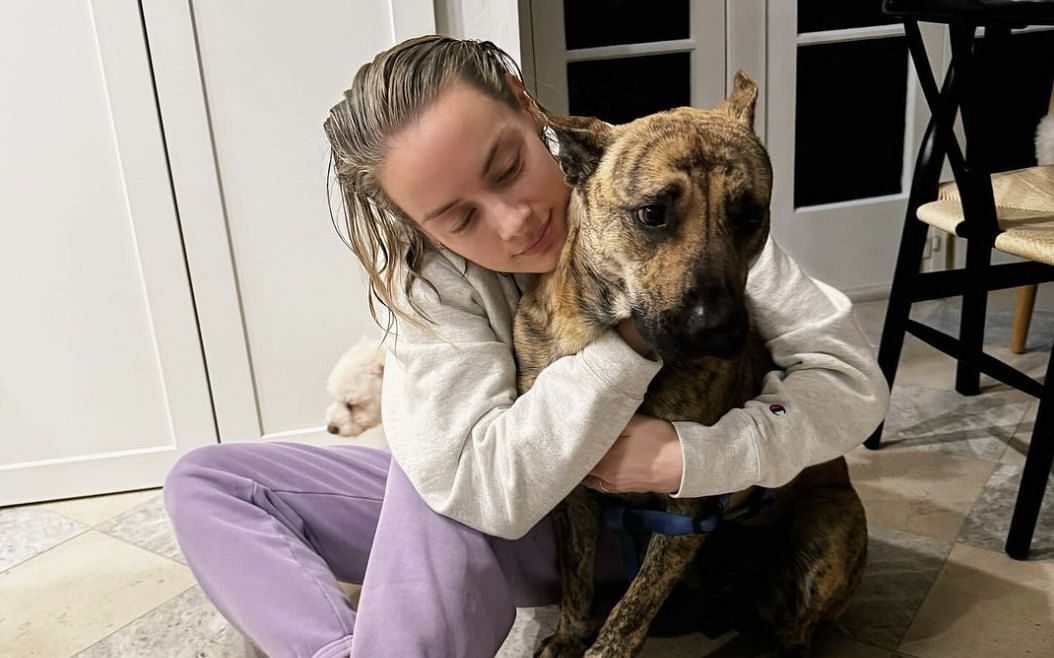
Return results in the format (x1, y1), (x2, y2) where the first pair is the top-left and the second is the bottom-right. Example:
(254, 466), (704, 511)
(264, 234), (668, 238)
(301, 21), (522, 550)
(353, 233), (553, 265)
(0, 1), (214, 506)
(144, 0), (433, 446)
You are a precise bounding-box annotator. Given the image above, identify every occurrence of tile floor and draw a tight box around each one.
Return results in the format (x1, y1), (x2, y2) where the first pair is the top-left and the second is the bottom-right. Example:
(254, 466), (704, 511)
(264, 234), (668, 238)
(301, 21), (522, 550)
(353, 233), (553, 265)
(2, 289), (1053, 658)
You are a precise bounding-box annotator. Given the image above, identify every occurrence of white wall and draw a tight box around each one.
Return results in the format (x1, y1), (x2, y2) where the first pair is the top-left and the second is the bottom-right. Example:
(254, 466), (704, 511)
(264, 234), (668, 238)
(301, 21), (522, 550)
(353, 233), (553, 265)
(434, 0), (522, 65)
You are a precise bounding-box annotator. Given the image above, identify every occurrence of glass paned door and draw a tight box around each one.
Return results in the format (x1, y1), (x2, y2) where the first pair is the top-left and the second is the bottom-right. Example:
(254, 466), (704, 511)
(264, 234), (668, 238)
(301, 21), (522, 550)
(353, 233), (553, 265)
(528, 0), (726, 122)
(763, 1), (938, 297)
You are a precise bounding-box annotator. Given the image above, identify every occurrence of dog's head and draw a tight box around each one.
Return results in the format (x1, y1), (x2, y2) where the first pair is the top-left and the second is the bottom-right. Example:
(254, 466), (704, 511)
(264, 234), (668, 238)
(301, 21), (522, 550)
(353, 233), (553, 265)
(325, 337), (385, 436)
(550, 72), (772, 360)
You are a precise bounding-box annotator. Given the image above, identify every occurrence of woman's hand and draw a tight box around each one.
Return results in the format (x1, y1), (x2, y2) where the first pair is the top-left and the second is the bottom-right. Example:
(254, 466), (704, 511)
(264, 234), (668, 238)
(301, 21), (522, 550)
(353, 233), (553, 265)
(615, 318), (654, 358)
(584, 414), (683, 494)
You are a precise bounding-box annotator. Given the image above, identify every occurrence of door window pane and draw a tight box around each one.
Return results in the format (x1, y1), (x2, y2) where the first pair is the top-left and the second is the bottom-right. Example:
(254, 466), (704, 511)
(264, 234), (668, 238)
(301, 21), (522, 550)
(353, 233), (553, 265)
(567, 53), (691, 124)
(794, 37), (909, 208)
(798, 0), (898, 34)
(564, 0), (689, 49)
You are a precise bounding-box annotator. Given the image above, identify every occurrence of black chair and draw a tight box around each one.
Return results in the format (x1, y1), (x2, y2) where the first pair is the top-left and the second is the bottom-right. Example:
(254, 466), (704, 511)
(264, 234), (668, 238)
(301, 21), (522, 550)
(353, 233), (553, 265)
(867, 0), (1054, 559)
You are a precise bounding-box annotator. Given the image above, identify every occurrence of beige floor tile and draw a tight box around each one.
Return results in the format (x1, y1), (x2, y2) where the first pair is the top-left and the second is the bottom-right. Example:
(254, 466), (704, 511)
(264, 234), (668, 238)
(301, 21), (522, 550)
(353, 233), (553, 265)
(851, 299), (941, 352)
(899, 543), (1054, 658)
(886, 336), (957, 390)
(0, 506), (86, 573)
(846, 445), (1000, 542)
(38, 488), (161, 527)
(76, 585), (239, 658)
(0, 530), (195, 657)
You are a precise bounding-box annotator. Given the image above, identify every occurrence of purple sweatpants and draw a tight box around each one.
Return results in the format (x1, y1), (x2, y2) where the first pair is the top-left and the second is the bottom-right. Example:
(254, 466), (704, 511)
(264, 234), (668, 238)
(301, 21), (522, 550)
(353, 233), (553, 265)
(162, 441), (624, 658)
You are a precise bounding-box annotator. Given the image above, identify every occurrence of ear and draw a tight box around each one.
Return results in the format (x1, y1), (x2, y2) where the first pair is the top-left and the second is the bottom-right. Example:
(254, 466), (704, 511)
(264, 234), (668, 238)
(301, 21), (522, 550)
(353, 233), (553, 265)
(547, 114), (613, 187)
(717, 71), (759, 131)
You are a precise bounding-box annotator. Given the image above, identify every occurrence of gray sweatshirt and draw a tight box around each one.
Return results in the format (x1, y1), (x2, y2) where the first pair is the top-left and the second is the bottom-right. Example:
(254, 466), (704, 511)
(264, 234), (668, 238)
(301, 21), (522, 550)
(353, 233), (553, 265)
(381, 236), (890, 540)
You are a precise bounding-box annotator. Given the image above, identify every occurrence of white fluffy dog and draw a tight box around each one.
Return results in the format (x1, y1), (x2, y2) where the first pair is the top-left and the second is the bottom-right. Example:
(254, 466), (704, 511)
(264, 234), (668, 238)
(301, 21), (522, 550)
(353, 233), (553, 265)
(325, 336), (386, 436)
(1037, 111), (1054, 166)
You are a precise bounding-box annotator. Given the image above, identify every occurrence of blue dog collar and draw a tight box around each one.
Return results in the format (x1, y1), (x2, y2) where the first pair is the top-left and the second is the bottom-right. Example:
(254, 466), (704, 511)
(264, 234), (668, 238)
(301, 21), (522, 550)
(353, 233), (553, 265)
(603, 488), (774, 581)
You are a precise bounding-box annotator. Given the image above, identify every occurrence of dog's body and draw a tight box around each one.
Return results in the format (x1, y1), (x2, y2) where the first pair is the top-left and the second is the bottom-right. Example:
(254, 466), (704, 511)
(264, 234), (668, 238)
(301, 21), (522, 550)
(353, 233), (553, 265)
(514, 73), (868, 657)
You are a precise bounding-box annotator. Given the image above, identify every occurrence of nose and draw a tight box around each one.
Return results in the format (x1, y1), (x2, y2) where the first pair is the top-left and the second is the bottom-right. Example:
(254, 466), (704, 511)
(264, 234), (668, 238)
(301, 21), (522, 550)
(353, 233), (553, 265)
(681, 284), (746, 357)
(493, 197), (533, 242)
(684, 299), (734, 338)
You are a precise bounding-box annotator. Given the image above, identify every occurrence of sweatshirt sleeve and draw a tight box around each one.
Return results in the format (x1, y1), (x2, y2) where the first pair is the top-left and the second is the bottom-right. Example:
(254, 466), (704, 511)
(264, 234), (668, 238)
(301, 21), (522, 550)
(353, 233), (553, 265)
(381, 255), (662, 539)
(668, 237), (891, 499)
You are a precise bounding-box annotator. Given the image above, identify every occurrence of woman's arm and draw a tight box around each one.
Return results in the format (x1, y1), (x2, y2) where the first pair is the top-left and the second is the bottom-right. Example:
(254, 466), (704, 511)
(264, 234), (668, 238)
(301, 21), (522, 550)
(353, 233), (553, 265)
(666, 237), (891, 498)
(381, 252), (662, 539)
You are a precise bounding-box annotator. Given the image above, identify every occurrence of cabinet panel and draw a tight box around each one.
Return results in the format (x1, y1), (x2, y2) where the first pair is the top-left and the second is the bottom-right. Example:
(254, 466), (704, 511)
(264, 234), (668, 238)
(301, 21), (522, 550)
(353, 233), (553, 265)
(158, 0), (434, 441)
(0, 1), (214, 505)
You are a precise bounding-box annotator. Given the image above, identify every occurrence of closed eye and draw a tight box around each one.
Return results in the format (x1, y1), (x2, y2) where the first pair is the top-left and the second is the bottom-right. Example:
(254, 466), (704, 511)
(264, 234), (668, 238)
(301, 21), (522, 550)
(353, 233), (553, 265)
(496, 154), (522, 184)
(450, 209), (475, 234)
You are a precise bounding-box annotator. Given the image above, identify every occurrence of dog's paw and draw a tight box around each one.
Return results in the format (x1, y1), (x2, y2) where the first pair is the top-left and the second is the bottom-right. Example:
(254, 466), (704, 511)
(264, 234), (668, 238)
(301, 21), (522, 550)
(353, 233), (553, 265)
(534, 633), (588, 658)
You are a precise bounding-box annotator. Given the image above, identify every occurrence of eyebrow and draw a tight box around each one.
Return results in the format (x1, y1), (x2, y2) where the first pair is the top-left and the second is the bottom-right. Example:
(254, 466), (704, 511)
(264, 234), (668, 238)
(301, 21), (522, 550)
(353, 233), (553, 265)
(421, 128), (513, 223)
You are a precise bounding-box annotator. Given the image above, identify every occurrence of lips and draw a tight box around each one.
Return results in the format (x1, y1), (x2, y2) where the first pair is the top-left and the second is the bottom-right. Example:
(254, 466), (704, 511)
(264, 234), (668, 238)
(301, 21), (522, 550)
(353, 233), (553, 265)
(518, 216), (552, 256)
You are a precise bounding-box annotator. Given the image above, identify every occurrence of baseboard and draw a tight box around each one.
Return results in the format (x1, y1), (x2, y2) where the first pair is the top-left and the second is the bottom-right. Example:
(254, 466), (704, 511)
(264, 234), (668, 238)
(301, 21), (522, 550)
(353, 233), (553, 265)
(843, 283), (891, 304)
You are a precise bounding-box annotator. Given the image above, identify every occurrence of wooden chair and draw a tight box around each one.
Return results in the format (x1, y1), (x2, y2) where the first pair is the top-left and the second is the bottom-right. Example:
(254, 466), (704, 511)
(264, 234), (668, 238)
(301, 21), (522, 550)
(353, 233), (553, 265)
(868, 0), (1054, 560)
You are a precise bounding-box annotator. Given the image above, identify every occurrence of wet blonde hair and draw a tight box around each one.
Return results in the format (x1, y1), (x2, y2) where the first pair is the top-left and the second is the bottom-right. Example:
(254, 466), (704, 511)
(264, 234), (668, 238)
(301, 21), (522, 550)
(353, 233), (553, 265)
(324, 35), (547, 334)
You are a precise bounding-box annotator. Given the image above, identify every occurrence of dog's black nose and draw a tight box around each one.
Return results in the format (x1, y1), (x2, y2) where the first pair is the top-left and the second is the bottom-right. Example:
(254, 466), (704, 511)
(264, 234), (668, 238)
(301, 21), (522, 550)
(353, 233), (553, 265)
(684, 302), (731, 336)
(683, 301), (746, 358)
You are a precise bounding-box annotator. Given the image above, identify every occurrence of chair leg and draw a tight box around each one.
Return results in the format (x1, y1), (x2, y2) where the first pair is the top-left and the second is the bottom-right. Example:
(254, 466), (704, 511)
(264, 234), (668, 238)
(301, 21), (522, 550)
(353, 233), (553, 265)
(1010, 285), (1038, 354)
(1005, 348), (1054, 560)
(955, 237), (991, 396)
(865, 215), (931, 450)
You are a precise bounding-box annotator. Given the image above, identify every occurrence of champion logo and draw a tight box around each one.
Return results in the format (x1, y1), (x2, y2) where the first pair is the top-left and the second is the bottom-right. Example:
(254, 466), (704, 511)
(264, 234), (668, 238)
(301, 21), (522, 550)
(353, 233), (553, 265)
(769, 403), (787, 417)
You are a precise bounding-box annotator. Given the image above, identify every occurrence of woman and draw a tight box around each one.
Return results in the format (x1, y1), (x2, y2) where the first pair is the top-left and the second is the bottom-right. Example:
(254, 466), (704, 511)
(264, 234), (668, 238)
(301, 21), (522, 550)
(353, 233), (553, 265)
(163, 35), (889, 658)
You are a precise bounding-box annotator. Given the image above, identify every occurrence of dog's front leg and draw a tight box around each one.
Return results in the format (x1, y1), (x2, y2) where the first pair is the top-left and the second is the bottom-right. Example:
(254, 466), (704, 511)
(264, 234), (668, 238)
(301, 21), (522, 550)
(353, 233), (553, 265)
(586, 532), (707, 658)
(535, 486), (602, 658)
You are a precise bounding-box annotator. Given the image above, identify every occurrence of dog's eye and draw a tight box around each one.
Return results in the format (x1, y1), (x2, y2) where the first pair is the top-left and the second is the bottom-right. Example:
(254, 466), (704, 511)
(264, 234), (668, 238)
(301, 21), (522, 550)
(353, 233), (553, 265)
(634, 204), (667, 228)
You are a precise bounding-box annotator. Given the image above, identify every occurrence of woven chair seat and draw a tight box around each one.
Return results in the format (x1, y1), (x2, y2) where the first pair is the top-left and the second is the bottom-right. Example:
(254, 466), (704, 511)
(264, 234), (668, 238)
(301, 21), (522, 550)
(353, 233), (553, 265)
(916, 165), (1054, 265)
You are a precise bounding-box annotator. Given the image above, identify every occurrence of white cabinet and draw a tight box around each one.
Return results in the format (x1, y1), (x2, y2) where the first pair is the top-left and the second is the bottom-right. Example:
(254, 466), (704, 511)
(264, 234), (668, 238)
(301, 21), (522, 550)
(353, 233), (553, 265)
(1, 1), (214, 506)
(143, 0), (431, 446)
(1, 0), (432, 506)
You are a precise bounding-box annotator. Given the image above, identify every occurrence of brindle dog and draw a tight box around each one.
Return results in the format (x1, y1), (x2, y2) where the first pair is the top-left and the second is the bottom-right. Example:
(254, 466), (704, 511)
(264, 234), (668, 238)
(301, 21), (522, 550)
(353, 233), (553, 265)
(513, 73), (868, 658)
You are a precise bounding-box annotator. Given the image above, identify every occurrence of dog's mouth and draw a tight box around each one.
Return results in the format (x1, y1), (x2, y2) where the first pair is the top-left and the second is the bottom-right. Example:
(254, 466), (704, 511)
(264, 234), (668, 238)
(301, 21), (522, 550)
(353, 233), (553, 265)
(662, 330), (746, 361)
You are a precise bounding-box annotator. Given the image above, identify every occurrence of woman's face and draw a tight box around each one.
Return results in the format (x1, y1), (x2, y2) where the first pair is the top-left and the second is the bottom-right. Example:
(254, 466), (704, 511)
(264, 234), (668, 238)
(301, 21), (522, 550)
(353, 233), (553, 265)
(378, 79), (570, 273)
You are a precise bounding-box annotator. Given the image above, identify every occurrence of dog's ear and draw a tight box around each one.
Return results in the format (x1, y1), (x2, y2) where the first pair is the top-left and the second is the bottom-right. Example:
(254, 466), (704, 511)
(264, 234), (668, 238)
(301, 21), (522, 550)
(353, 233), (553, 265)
(716, 71), (759, 131)
(547, 114), (613, 187)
